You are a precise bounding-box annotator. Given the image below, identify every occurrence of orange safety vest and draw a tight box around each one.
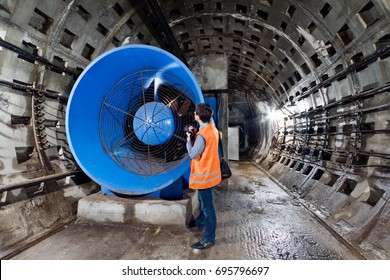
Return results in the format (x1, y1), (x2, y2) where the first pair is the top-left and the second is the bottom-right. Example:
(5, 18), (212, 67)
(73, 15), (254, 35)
(189, 123), (222, 189)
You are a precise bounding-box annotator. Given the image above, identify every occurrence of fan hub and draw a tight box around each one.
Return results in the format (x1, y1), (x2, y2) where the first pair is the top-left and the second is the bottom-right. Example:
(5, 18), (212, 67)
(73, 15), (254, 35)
(133, 101), (174, 145)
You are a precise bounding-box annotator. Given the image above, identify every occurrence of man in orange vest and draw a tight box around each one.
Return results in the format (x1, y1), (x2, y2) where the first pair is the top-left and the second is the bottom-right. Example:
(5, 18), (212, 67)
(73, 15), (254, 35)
(186, 103), (222, 249)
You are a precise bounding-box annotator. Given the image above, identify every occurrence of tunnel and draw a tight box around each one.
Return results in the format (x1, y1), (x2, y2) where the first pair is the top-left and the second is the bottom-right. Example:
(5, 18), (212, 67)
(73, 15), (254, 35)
(0, 0), (390, 261)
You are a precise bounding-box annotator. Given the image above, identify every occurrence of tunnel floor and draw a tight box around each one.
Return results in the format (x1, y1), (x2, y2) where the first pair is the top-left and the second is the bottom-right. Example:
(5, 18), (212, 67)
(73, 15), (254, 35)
(10, 161), (363, 260)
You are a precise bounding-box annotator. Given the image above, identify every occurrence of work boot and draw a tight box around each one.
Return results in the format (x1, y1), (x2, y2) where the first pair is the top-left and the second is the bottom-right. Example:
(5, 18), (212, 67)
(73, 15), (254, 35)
(191, 238), (215, 250)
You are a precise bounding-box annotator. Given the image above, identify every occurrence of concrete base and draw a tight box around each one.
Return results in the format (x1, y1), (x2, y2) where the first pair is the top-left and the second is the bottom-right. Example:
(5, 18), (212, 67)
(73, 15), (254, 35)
(77, 189), (198, 226)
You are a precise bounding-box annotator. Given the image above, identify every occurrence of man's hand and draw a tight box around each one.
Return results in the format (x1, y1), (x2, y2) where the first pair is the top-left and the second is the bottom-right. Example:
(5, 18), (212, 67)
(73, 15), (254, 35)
(186, 126), (195, 141)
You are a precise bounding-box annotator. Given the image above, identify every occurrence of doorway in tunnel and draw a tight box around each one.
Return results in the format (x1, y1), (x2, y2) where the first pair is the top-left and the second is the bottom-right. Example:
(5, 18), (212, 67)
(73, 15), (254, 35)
(228, 98), (273, 161)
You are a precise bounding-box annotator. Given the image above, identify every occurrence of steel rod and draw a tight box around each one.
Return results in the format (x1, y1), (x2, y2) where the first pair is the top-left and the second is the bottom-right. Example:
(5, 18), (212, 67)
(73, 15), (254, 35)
(0, 170), (83, 193)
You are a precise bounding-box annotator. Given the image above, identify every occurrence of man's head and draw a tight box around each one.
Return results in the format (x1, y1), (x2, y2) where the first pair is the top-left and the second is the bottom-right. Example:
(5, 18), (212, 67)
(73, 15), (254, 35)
(195, 103), (213, 123)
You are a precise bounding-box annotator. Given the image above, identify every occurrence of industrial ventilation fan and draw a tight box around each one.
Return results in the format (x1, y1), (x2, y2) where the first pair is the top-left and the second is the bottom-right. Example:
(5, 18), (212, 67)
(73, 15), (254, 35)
(66, 45), (204, 197)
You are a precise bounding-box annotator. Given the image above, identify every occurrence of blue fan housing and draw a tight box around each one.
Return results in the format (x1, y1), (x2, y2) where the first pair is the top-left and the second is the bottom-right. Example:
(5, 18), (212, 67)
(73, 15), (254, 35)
(65, 45), (204, 196)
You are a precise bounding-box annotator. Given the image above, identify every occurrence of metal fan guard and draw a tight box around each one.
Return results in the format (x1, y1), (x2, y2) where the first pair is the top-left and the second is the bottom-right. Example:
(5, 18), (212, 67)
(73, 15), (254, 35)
(98, 69), (196, 177)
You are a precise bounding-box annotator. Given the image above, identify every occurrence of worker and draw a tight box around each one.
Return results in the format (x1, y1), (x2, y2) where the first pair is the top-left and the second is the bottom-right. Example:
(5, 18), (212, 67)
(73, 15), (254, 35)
(186, 103), (222, 249)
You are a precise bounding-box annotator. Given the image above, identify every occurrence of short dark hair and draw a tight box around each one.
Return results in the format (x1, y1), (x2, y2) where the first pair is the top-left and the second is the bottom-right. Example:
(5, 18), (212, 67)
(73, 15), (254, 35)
(195, 103), (213, 122)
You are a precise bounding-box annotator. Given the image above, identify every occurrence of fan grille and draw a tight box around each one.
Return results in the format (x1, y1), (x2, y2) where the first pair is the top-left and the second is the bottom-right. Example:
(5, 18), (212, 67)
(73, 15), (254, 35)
(98, 70), (196, 177)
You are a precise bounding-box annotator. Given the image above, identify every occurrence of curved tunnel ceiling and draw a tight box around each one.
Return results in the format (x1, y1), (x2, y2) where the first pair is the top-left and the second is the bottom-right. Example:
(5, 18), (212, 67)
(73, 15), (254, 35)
(163, 0), (389, 113)
(1, 0), (388, 113)
(1, 0), (390, 259)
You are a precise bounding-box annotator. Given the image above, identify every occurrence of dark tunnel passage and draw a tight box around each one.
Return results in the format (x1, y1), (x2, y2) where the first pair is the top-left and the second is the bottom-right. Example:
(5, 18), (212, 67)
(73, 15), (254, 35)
(0, 0), (390, 260)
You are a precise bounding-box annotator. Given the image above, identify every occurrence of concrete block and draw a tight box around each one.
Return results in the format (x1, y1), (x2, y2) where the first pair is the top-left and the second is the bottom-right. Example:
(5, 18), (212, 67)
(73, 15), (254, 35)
(77, 189), (198, 226)
(78, 197), (126, 223)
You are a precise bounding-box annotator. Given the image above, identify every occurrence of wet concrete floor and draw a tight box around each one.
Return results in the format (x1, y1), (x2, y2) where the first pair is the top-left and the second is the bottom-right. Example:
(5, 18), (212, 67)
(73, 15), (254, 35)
(11, 161), (363, 260)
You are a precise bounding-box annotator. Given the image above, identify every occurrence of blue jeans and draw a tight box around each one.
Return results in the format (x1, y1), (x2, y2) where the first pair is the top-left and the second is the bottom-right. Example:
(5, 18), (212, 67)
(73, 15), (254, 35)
(195, 188), (216, 243)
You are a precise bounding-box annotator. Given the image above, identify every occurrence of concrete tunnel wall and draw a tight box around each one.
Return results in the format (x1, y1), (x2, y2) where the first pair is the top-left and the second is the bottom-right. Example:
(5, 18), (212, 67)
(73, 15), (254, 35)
(0, 0), (389, 259)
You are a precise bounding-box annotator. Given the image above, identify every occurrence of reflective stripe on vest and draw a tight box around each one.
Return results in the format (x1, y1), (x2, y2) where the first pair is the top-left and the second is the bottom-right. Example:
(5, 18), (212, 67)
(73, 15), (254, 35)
(189, 167), (221, 185)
